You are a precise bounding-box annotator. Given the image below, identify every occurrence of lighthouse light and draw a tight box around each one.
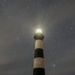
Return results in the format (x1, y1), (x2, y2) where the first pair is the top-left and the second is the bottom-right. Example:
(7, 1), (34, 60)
(36, 29), (42, 33)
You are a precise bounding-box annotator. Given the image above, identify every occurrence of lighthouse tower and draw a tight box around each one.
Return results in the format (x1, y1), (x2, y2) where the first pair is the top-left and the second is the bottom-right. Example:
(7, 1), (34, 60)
(33, 29), (45, 75)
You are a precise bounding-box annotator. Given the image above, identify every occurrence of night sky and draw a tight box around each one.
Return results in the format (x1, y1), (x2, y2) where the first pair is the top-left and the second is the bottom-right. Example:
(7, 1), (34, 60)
(0, 0), (75, 75)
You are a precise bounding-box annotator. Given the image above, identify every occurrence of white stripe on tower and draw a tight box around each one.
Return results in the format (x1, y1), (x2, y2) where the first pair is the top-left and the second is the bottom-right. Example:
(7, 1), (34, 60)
(33, 29), (45, 75)
(34, 58), (44, 68)
(35, 40), (43, 49)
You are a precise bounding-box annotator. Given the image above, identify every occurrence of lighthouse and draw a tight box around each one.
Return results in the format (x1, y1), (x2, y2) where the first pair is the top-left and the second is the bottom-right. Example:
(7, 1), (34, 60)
(33, 29), (45, 75)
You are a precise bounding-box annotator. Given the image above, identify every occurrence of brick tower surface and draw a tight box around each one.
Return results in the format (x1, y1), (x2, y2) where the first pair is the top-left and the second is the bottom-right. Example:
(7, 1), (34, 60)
(33, 29), (45, 75)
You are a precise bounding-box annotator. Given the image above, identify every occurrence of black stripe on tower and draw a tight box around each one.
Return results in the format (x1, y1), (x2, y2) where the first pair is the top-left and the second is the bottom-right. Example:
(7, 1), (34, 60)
(33, 68), (45, 75)
(34, 48), (44, 58)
